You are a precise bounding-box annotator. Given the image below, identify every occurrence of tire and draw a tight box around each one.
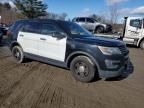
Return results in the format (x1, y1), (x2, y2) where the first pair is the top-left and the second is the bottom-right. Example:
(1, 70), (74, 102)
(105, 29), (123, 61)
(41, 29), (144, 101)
(95, 26), (104, 34)
(12, 46), (24, 63)
(140, 40), (144, 49)
(70, 56), (97, 82)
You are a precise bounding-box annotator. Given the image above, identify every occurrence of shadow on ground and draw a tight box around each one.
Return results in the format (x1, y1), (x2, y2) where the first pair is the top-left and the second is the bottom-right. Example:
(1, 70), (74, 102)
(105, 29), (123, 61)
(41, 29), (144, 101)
(127, 44), (138, 48)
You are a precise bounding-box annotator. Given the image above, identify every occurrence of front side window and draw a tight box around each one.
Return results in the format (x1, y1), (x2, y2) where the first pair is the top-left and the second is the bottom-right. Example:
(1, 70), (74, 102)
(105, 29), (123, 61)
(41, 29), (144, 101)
(130, 19), (142, 28)
(87, 18), (94, 23)
(40, 23), (64, 35)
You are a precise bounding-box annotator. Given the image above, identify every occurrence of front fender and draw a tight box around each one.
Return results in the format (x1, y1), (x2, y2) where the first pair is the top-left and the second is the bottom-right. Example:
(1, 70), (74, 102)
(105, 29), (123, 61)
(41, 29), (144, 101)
(66, 51), (100, 70)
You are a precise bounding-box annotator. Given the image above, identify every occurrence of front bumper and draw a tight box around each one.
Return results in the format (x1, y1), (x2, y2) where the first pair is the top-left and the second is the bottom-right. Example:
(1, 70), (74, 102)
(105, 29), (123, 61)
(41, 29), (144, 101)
(105, 25), (112, 32)
(98, 60), (133, 78)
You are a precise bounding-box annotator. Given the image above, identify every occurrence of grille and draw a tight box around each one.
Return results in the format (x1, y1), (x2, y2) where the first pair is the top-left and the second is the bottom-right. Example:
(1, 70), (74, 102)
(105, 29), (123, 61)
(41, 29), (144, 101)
(106, 25), (112, 31)
(119, 45), (129, 56)
(106, 25), (112, 29)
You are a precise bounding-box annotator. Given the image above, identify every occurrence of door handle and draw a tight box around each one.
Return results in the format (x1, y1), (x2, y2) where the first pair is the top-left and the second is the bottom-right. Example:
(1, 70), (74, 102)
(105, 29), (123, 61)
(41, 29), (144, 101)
(40, 38), (46, 41)
(19, 34), (24, 37)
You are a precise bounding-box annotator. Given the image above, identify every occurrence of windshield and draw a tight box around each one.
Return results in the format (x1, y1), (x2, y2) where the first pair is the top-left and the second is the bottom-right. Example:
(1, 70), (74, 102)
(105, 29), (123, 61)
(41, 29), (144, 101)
(65, 22), (92, 36)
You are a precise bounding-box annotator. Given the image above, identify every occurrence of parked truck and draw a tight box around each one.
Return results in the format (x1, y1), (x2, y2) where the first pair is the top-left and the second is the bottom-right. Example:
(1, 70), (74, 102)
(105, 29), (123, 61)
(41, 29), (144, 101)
(96, 17), (144, 49)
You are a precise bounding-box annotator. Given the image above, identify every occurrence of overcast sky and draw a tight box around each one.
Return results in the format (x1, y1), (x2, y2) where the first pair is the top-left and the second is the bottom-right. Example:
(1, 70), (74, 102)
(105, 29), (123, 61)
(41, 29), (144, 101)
(1, 0), (144, 22)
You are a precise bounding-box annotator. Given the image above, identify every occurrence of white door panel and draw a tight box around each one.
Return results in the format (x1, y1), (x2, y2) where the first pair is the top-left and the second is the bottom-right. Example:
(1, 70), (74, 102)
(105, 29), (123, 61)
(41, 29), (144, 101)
(37, 34), (67, 62)
(17, 31), (38, 55)
(125, 18), (142, 39)
(125, 27), (141, 38)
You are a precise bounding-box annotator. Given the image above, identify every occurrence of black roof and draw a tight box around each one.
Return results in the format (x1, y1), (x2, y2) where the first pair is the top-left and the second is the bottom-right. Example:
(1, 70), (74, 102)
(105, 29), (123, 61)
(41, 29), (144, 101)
(16, 19), (68, 24)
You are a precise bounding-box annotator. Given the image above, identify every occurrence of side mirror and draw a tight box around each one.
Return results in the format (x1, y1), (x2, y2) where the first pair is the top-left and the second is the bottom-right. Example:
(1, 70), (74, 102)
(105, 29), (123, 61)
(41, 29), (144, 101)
(52, 32), (66, 39)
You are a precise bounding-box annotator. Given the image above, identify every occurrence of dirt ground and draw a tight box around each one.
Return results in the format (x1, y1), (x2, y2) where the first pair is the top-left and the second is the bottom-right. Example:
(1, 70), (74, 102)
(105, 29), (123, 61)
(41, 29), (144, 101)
(0, 42), (144, 108)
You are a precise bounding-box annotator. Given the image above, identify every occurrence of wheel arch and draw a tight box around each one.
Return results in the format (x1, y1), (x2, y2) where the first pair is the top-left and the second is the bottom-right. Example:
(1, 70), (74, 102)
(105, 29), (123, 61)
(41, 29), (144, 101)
(10, 41), (22, 51)
(95, 25), (105, 33)
(66, 51), (99, 70)
(138, 37), (144, 47)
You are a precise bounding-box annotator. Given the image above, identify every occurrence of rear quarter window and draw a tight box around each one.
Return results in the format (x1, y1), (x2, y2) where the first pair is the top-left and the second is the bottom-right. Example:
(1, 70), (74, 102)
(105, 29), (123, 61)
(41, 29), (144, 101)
(10, 21), (25, 37)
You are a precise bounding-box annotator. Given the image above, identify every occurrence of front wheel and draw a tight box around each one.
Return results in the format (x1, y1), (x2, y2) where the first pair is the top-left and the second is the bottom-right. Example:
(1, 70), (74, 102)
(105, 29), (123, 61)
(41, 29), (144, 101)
(140, 40), (144, 49)
(95, 26), (104, 34)
(12, 46), (24, 63)
(70, 56), (97, 82)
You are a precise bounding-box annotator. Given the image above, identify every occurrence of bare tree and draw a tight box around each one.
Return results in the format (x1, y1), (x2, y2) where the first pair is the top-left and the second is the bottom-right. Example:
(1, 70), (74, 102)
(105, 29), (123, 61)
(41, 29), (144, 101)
(89, 14), (102, 22)
(109, 4), (119, 24)
(89, 14), (110, 24)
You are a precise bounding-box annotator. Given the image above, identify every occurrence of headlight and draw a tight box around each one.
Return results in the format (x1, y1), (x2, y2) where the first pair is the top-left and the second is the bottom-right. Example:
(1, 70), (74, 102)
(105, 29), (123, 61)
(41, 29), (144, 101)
(98, 46), (121, 55)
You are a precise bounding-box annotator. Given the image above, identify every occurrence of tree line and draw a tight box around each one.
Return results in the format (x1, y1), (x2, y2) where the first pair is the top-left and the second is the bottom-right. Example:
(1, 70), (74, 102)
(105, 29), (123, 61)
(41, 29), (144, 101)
(0, 0), (119, 26)
(0, 3), (17, 24)
(0, 0), (68, 24)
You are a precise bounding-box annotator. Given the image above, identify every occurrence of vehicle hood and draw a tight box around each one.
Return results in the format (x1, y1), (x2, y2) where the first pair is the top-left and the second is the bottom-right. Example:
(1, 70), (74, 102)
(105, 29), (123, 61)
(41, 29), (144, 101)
(72, 35), (124, 47)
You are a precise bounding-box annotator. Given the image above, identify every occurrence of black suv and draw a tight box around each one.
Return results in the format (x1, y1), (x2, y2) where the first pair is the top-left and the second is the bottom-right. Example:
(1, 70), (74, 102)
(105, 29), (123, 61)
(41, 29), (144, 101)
(8, 19), (130, 82)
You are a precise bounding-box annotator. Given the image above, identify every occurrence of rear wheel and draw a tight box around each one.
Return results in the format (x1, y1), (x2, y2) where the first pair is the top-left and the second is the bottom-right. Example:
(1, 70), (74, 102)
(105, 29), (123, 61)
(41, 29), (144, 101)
(70, 56), (97, 82)
(12, 46), (24, 63)
(140, 40), (144, 49)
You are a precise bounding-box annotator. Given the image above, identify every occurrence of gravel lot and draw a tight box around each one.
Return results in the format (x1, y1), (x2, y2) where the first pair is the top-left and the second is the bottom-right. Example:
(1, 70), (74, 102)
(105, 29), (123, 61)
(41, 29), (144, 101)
(0, 40), (144, 108)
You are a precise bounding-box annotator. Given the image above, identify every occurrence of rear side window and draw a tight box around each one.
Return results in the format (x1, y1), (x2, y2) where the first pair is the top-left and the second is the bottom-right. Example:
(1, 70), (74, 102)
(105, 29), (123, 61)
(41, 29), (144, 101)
(79, 18), (85, 22)
(130, 19), (142, 28)
(21, 22), (41, 34)
(11, 21), (22, 32)
(40, 23), (64, 35)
